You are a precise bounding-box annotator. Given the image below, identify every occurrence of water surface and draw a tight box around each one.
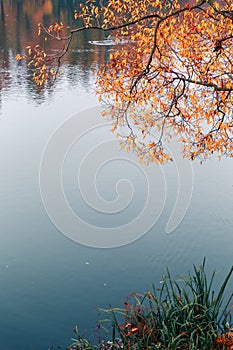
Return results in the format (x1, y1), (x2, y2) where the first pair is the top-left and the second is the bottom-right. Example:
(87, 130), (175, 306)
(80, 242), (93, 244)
(0, 1), (232, 349)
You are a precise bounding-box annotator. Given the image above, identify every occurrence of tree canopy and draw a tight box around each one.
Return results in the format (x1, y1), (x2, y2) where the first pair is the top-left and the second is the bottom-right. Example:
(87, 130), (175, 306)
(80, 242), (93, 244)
(17, 0), (233, 163)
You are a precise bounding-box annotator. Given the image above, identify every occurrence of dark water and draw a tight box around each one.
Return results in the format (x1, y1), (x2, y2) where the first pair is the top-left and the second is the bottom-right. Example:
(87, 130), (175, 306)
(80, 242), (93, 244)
(0, 1), (232, 350)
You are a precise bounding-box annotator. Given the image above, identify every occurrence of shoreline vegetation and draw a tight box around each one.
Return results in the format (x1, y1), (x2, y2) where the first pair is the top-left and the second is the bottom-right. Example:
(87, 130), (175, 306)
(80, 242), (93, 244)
(67, 260), (232, 350)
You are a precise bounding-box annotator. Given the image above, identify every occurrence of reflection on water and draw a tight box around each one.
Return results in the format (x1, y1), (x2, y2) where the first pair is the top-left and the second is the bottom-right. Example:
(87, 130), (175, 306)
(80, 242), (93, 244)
(0, 0), (109, 105)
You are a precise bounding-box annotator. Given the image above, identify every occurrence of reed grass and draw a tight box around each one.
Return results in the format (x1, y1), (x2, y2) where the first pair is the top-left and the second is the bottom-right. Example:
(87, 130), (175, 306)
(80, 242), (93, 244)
(68, 259), (233, 350)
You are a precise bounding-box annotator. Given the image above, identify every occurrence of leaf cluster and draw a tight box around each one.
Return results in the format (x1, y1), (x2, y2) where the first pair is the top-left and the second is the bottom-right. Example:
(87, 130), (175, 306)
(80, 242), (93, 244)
(17, 0), (233, 162)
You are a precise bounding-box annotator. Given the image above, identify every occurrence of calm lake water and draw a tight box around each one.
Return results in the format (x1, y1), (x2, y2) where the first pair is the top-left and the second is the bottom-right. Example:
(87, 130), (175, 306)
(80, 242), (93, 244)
(0, 1), (232, 349)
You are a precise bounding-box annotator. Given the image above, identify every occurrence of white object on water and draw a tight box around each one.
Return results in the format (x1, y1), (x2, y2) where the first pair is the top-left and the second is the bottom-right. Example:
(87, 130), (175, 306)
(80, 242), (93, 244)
(88, 39), (129, 46)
